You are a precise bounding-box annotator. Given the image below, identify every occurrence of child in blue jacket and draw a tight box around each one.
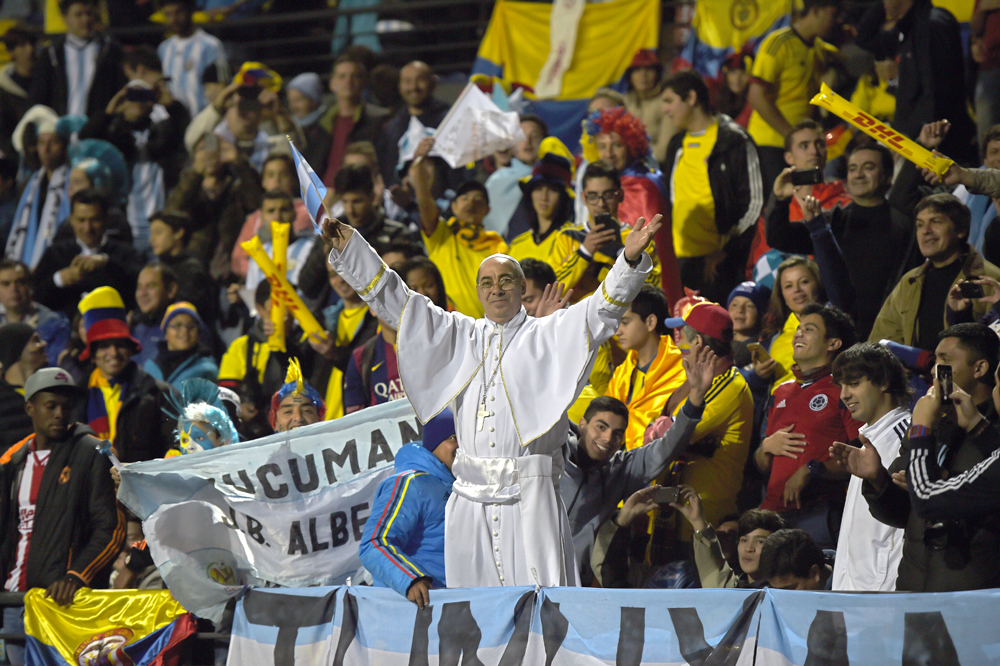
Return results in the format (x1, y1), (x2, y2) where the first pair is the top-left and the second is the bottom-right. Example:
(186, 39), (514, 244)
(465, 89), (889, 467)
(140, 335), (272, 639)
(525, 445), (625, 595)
(360, 409), (457, 608)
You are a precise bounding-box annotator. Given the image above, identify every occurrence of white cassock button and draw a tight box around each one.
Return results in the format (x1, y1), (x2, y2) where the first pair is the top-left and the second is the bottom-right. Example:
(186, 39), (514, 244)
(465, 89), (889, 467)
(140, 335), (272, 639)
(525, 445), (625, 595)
(494, 546), (499, 552)
(490, 442), (495, 447)
(489, 426), (494, 432)
(493, 531), (498, 537)
(496, 562), (501, 567)
(495, 355), (499, 361)
(493, 516), (498, 521)
(490, 396), (495, 401)
(499, 576), (505, 582)
(491, 381), (495, 386)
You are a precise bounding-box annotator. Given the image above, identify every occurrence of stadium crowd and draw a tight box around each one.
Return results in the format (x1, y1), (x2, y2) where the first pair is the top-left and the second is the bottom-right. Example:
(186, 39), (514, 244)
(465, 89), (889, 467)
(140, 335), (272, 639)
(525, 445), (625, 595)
(2, 0), (1000, 660)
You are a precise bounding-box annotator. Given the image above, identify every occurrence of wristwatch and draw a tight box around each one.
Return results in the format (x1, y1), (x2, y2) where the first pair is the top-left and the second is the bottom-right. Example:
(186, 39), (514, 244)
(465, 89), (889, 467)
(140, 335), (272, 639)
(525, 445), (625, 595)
(807, 459), (824, 479)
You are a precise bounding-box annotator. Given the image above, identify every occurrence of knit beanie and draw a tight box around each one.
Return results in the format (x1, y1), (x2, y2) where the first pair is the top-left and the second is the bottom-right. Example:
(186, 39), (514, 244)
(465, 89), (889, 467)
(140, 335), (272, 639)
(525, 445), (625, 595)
(0, 322), (35, 371)
(288, 72), (323, 105)
(726, 281), (771, 315)
(421, 409), (456, 453)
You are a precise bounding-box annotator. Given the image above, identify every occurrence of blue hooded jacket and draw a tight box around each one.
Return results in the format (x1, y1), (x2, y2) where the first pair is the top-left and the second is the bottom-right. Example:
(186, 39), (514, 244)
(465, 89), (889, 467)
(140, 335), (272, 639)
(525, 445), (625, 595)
(359, 443), (454, 596)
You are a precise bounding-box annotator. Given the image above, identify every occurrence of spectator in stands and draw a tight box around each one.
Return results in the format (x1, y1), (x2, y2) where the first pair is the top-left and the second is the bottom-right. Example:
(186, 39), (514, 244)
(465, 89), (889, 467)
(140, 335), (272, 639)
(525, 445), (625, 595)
(482, 114), (547, 238)
(755, 303), (858, 548)
(661, 70), (763, 304)
(971, 2), (1000, 147)
(147, 210), (214, 321)
(828, 343), (911, 591)
(269, 359), (324, 433)
(329, 164), (416, 246)
(75, 287), (176, 463)
(130, 263), (179, 366)
(770, 141), (918, 339)
(0, 24), (38, 158)
(59, 143), (134, 250)
(550, 161), (660, 303)
(715, 51), (753, 129)
(6, 106), (70, 267)
(158, 0), (228, 116)
(376, 61), (450, 187)
(870, 194), (1000, 350)
(757, 528), (834, 590)
(623, 49), (674, 163)
(951, 125), (1000, 253)
(185, 80), (269, 172)
(520, 257), (557, 317)
(286, 73), (328, 167)
(320, 56), (387, 185)
(410, 137), (506, 317)
(79, 78), (190, 254)
(727, 281), (770, 368)
(343, 311), (405, 414)
(606, 285), (686, 450)
(747, 0), (841, 190)
(308, 265), (377, 420)
(563, 348), (716, 585)
(673, 491), (786, 588)
(585, 106), (681, 304)
(0, 323), (45, 451)
(0, 260), (70, 366)
(244, 191), (317, 295)
(29, 0), (127, 117)
(218, 280), (314, 399)
(574, 88), (627, 223)
(0, 368), (124, 664)
(398, 256), (450, 311)
(508, 148), (576, 265)
(33, 190), (143, 317)
(837, 323), (1000, 591)
(359, 410), (457, 608)
(143, 302), (218, 389)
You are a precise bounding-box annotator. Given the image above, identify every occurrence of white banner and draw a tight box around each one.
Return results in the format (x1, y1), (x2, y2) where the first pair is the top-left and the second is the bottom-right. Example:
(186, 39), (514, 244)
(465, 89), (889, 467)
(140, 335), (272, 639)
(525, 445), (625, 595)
(116, 400), (422, 618)
(431, 83), (527, 168)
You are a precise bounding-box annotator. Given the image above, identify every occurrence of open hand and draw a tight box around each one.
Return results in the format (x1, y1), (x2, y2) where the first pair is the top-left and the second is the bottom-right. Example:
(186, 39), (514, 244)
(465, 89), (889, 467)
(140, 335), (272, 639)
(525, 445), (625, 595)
(616, 486), (661, 528)
(918, 120), (951, 149)
(623, 214), (662, 263)
(683, 346), (718, 407)
(762, 425), (806, 459)
(534, 281), (573, 317)
(829, 434), (883, 482)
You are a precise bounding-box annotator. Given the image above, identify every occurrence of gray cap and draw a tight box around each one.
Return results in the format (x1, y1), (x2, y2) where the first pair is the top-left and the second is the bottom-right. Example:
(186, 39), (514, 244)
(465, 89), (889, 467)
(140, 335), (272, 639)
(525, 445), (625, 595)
(24, 368), (84, 402)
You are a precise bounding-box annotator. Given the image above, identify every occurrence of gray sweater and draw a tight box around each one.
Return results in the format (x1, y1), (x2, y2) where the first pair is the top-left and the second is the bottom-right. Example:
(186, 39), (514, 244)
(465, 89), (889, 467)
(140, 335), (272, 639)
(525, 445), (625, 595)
(560, 401), (704, 585)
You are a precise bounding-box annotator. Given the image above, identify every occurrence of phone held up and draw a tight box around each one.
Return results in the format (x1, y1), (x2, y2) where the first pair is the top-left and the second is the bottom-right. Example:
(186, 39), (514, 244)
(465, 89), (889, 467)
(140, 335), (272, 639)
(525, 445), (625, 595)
(651, 486), (681, 505)
(958, 279), (985, 300)
(937, 364), (953, 405)
(790, 167), (824, 187)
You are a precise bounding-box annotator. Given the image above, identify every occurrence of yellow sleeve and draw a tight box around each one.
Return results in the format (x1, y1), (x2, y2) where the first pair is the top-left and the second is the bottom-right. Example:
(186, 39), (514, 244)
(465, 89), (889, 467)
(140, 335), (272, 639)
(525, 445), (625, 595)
(218, 337), (249, 384)
(552, 231), (591, 288)
(420, 219), (452, 253)
(750, 33), (782, 85)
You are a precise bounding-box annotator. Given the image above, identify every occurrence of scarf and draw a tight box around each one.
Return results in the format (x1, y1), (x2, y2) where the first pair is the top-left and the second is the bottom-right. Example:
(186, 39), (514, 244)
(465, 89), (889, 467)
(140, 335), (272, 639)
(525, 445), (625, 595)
(87, 367), (128, 442)
(6, 165), (70, 266)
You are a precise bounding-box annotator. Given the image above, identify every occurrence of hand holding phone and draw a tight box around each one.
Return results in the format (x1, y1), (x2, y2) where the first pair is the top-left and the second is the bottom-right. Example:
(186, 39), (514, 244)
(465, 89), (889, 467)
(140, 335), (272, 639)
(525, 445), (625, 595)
(957, 280), (986, 300)
(790, 168), (824, 186)
(937, 364), (953, 404)
(747, 342), (771, 363)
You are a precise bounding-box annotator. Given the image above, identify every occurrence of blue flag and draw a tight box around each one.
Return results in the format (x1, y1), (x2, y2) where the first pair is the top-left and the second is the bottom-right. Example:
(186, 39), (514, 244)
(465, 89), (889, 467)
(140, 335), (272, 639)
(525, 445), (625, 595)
(288, 138), (327, 233)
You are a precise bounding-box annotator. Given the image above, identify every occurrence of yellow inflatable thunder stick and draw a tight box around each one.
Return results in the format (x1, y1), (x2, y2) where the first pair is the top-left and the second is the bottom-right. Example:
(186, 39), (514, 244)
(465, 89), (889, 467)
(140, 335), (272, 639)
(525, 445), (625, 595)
(241, 237), (324, 339)
(810, 83), (953, 177)
(268, 221), (289, 353)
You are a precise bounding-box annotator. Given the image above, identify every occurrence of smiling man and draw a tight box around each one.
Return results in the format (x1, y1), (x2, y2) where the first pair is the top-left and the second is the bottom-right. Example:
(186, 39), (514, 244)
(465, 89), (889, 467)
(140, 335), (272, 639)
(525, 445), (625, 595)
(870, 193), (1000, 350)
(755, 303), (859, 548)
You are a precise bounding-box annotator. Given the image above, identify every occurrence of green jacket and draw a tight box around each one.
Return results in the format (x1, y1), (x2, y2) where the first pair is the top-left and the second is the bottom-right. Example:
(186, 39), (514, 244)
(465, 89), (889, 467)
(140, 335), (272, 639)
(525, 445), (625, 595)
(869, 246), (1000, 346)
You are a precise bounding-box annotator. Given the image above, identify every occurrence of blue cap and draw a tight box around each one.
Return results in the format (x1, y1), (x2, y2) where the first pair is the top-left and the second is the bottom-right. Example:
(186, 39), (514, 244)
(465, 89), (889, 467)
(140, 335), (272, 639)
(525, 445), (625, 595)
(726, 281), (771, 315)
(422, 409), (456, 452)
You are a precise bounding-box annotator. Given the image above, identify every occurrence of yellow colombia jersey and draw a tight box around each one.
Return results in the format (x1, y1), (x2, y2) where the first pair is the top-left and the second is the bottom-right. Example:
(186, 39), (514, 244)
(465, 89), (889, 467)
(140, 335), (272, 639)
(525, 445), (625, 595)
(549, 223), (661, 302)
(768, 312), (799, 394)
(218, 335), (269, 386)
(671, 123), (719, 258)
(671, 366), (754, 533)
(747, 27), (837, 148)
(422, 218), (508, 319)
(324, 304), (369, 420)
(508, 222), (572, 266)
(606, 335), (686, 450)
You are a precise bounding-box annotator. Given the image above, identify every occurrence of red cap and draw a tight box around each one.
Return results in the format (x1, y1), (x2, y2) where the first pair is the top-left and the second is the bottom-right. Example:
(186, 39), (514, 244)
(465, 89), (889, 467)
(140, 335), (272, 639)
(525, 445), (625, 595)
(629, 48), (661, 70)
(664, 301), (733, 343)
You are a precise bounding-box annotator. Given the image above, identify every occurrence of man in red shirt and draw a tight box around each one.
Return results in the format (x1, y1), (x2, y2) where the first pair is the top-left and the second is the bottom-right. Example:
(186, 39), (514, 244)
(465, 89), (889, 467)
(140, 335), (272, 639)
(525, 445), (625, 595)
(754, 302), (859, 548)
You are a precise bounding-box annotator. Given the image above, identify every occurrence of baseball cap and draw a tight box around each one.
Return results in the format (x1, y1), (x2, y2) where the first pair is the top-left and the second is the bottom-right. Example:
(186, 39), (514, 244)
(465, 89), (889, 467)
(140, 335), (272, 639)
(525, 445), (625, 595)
(664, 301), (733, 343)
(24, 367), (84, 402)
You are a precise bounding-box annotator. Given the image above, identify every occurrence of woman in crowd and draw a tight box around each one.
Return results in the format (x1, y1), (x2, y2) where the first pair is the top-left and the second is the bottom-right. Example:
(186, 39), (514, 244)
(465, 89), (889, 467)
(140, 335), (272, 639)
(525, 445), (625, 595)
(143, 302), (219, 388)
(508, 147), (576, 264)
(399, 256), (452, 311)
(623, 48), (674, 163)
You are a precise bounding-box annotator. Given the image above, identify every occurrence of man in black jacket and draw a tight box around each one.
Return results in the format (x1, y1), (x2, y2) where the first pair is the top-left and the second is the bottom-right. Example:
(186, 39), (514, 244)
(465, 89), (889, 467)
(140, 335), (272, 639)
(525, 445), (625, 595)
(33, 189), (142, 316)
(29, 0), (127, 118)
(0, 368), (125, 663)
(0, 323), (46, 452)
(660, 70), (763, 303)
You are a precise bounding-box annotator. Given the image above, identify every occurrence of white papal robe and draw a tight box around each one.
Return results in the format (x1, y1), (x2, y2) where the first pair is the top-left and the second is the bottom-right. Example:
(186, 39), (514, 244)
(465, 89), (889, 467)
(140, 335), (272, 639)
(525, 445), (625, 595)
(328, 231), (651, 587)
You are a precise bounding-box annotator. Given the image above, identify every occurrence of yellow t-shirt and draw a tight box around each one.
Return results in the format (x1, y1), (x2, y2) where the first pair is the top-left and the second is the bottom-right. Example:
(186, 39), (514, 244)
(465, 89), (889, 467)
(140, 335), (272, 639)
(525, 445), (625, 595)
(672, 123), (719, 258)
(747, 28), (837, 148)
(218, 335), (269, 386)
(422, 218), (508, 319)
(508, 222), (572, 267)
(324, 304), (370, 421)
(550, 224), (661, 302)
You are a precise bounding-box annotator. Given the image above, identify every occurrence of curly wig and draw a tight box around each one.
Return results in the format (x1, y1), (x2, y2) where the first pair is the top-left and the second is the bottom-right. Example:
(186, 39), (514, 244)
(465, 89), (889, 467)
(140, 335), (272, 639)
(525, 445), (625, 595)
(583, 107), (650, 163)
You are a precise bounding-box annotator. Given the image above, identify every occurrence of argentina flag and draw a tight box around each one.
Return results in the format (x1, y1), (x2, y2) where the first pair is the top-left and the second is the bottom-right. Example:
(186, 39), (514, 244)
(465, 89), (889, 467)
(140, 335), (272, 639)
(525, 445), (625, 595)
(288, 137), (328, 233)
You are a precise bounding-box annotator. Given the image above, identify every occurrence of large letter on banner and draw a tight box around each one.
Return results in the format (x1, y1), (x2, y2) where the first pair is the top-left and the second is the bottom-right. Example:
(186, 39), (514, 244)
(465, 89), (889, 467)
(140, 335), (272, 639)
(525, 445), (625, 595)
(117, 400), (421, 619)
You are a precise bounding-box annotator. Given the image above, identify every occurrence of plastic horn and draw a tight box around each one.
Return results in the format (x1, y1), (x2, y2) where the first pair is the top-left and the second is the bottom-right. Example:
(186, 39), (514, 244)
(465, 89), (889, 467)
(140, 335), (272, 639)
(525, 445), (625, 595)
(810, 83), (953, 177)
(241, 237), (324, 338)
(268, 221), (289, 352)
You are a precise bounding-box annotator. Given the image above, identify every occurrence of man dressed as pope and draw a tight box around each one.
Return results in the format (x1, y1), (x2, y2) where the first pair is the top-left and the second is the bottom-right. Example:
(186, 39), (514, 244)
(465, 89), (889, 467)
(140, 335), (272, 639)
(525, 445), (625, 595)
(321, 207), (662, 588)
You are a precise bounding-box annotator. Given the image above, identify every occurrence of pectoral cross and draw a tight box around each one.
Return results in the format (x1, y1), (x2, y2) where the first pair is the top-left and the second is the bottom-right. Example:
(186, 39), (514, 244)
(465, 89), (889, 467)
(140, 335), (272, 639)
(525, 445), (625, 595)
(477, 404), (494, 431)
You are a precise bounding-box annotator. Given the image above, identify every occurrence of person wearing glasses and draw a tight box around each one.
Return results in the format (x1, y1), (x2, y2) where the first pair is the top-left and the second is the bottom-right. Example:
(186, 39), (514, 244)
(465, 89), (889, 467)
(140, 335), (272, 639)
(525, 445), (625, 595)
(143, 302), (218, 389)
(661, 70), (764, 304)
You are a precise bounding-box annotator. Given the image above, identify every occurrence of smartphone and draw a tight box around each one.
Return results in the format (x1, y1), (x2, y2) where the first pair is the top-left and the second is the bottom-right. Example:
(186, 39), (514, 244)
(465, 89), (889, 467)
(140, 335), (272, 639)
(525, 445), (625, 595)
(937, 364), (953, 404)
(125, 87), (157, 103)
(593, 213), (622, 247)
(747, 342), (771, 363)
(790, 167), (824, 186)
(650, 486), (681, 505)
(958, 280), (985, 300)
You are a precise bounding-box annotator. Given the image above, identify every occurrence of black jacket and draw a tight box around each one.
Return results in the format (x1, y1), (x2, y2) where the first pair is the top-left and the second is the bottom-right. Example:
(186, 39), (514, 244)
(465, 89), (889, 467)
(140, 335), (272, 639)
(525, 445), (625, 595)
(862, 403), (1000, 591)
(30, 33), (128, 118)
(661, 114), (764, 243)
(0, 424), (125, 590)
(73, 362), (177, 464)
(0, 380), (32, 453)
(33, 237), (143, 316)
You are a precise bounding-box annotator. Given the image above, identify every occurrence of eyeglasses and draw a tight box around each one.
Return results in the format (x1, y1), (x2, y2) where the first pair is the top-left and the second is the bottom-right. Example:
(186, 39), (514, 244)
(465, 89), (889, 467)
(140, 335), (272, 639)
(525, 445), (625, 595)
(584, 189), (620, 205)
(167, 323), (198, 332)
(477, 276), (520, 291)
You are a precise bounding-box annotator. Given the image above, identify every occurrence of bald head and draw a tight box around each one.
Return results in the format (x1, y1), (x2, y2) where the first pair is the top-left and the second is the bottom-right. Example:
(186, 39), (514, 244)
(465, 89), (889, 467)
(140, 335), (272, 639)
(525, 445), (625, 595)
(476, 255), (525, 323)
(400, 61), (435, 112)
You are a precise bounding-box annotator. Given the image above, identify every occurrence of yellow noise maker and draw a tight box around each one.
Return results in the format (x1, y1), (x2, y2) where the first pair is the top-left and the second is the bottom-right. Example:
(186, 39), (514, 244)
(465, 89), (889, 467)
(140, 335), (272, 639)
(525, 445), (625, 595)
(269, 221), (289, 353)
(810, 83), (953, 177)
(241, 237), (324, 338)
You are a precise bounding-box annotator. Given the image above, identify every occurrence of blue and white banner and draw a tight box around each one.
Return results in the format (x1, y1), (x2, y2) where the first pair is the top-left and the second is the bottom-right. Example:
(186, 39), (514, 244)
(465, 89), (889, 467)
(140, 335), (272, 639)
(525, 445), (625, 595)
(228, 585), (1000, 665)
(116, 400), (422, 618)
